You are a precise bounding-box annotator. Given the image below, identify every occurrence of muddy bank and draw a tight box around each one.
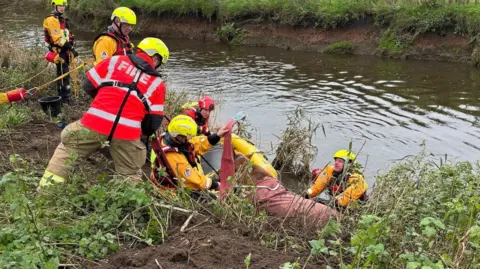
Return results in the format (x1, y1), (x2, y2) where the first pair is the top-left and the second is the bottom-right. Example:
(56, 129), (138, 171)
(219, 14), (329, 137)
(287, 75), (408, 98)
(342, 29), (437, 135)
(89, 221), (322, 269)
(122, 16), (473, 64)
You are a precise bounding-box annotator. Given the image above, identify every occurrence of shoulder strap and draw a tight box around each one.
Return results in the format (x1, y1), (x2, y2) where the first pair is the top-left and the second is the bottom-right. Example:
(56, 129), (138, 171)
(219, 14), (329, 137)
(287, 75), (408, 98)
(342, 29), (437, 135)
(107, 70), (142, 142)
(151, 136), (179, 187)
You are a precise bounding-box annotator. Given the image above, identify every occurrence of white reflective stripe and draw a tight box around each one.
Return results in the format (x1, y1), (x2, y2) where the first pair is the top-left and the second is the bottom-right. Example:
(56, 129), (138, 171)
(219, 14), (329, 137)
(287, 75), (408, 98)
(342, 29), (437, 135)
(87, 107), (141, 128)
(144, 77), (162, 99)
(150, 105), (164, 112)
(205, 177), (212, 190)
(307, 188), (313, 195)
(105, 56), (119, 80)
(256, 183), (281, 191)
(103, 79), (163, 112)
(88, 69), (102, 86)
(39, 170), (65, 187)
(133, 70), (142, 82)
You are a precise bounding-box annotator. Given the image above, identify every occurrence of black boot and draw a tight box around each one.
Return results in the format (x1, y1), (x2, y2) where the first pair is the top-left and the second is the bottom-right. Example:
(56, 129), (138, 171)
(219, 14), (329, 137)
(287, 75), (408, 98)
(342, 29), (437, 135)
(59, 85), (77, 106)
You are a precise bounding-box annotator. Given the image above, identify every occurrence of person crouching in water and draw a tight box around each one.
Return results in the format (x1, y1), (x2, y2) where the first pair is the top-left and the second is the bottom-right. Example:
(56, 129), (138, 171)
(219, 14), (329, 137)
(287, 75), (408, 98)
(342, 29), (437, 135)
(150, 115), (230, 199)
(305, 150), (368, 209)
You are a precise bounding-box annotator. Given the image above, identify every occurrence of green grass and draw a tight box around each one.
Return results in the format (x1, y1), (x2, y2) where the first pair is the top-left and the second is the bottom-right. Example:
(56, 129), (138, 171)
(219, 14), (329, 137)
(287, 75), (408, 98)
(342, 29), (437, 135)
(325, 41), (355, 54)
(310, 152), (480, 268)
(1, 149), (478, 268)
(66, 0), (480, 56)
(0, 40), (55, 93)
(67, 0), (480, 33)
(0, 104), (33, 129)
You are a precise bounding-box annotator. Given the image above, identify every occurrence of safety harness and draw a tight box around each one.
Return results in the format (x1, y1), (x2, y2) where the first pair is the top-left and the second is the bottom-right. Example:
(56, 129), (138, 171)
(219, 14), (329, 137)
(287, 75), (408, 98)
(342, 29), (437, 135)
(93, 28), (133, 60)
(328, 172), (369, 201)
(150, 136), (179, 189)
(96, 56), (151, 143)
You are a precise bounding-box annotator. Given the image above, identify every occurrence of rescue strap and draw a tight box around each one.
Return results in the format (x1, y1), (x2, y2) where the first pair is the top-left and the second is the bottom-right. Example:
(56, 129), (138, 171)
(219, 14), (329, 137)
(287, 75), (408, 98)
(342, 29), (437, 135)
(150, 136), (179, 188)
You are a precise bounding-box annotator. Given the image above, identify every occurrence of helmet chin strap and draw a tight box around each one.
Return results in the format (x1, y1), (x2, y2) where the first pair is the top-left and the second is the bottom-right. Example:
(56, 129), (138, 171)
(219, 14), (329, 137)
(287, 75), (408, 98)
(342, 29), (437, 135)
(113, 19), (126, 39)
(54, 6), (63, 15)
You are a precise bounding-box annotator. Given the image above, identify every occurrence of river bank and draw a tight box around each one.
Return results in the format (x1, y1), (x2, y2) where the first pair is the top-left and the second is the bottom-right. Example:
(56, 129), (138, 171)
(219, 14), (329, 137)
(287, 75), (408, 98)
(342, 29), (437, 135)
(62, 0), (480, 65)
(1, 5), (480, 267)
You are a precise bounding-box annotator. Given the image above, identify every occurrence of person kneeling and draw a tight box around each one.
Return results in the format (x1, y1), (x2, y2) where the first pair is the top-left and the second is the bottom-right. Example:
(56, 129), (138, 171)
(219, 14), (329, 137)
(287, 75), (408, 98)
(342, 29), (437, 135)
(150, 115), (230, 199)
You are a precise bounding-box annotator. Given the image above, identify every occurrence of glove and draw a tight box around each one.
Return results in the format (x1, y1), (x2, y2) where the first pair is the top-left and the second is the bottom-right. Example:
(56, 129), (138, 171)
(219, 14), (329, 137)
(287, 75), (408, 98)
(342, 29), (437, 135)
(332, 199), (346, 212)
(54, 54), (65, 64)
(70, 48), (79, 58)
(209, 174), (220, 190)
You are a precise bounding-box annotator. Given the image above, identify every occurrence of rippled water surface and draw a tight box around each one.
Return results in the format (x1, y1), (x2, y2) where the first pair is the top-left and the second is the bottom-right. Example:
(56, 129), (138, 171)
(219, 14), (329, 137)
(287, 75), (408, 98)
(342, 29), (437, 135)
(2, 5), (480, 187)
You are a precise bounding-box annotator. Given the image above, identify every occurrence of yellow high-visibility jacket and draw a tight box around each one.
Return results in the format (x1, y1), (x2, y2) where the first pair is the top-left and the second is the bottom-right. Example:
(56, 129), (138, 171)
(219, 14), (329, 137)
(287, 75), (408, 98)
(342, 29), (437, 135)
(306, 165), (368, 207)
(154, 135), (216, 191)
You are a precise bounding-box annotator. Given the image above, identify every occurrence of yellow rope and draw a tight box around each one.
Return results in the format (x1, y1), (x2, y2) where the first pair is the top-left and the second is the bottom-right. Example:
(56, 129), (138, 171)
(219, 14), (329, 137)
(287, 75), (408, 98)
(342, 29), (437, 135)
(69, 52), (80, 98)
(31, 58), (94, 94)
(0, 63), (51, 92)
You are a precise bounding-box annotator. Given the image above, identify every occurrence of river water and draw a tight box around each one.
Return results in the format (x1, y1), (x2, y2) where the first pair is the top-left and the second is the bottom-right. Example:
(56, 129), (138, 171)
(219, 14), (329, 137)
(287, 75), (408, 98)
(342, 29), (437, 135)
(2, 4), (480, 188)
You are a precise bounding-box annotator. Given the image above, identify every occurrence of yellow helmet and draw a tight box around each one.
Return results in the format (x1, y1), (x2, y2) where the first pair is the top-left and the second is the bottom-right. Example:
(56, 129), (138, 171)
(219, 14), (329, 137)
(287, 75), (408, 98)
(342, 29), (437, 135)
(111, 7), (137, 25)
(333, 150), (356, 162)
(168, 115), (197, 139)
(51, 0), (67, 5)
(137, 37), (170, 64)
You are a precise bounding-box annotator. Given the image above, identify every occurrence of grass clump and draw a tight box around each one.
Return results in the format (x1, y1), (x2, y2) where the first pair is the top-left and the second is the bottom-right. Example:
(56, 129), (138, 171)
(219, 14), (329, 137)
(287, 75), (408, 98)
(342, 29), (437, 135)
(325, 41), (355, 54)
(378, 29), (414, 56)
(216, 22), (244, 44)
(0, 104), (33, 129)
(272, 107), (320, 181)
(0, 40), (54, 92)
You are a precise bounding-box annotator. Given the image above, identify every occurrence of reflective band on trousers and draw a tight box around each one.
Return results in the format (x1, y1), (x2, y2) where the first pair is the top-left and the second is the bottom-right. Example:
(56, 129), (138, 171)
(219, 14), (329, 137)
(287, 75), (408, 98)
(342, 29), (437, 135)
(256, 182), (281, 191)
(39, 170), (65, 187)
(86, 107), (141, 128)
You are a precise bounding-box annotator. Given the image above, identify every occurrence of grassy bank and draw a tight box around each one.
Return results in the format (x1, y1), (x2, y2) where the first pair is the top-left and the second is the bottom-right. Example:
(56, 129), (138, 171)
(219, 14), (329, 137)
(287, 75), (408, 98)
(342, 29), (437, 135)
(65, 0), (480, 62)
(1, 145), (479, 268)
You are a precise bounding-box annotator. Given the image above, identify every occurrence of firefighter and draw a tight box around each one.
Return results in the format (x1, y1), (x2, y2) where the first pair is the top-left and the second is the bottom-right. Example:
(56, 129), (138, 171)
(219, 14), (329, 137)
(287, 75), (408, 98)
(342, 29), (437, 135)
(92, 7), (136, 65)
(305, 150), (368, 208)
(39, 37), (170, 188)
(150, 115), (230, 196)
(43, 0), (78, 104)
(183, 96), (215, 136)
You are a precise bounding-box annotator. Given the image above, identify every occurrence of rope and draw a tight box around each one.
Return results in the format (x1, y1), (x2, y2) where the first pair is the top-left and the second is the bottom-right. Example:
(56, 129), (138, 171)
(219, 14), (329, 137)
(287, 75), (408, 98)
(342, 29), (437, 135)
(0, 63), (51, 92)
(69, 52), (80, 98)
(27, 58), (94, 96)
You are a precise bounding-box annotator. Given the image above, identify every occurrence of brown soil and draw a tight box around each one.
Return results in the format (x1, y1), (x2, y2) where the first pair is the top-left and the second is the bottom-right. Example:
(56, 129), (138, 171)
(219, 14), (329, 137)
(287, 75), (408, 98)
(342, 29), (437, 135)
(138, 16), (473, 63)
(0, 120), (62, 171)
(89, 221), (322, 269)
